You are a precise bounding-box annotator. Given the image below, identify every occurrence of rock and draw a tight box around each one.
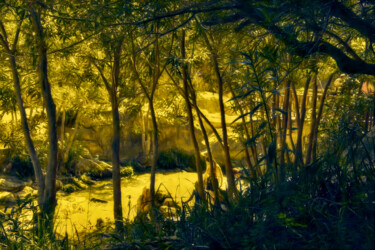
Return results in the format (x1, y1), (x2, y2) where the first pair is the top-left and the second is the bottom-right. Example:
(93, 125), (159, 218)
(61, 184), (78, 194)
(75, 158), (112, 179)
(56, 179), (63, 191)
(90, 198), (108, 203)
(2, 163), (13, 175)
(233, 167), (244, 179)
(15, 186), (38, 200)
(0, 191), (16, 205)
(81, 174), (95, 185)
(60, 177), (88, 192)
(96, 218), (104, 229)
(0, 177), (26, 193)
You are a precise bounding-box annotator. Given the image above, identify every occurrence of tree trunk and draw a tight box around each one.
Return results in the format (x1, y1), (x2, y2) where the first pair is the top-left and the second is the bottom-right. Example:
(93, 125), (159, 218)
(306, 76), (317, 165)
(30, 6), (58, 216)
(111, 41), (123, 232)
(180, 30), (205, 199)
(294, 77), (311, 169)
(166, 67), (220, 200)
(229, 85), (256, 178)
(201, 33), (237, 199)
(58, 106), (66, 172)
(280, 80), (291, 181)
(149, 100), (158, 204)
(195, 103), (219, 203)
(249, 104), (259, 169)
(166, 68), (225, 151)
(63, 110), (81, 164)
(0, 39), (45, 207)
(312, 75), (334, 162)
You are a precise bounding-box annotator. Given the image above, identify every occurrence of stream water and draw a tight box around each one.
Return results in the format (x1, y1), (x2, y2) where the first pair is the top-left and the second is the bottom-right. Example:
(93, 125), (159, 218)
(54, 171), (199, 237)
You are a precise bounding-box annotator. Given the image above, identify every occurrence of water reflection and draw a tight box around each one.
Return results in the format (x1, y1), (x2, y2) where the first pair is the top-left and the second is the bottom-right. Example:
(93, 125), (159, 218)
(55, 171), (199, 236)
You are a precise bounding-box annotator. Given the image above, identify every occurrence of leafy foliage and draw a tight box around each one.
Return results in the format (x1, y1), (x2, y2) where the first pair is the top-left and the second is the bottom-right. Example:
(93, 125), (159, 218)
(157, 148), (199, 171)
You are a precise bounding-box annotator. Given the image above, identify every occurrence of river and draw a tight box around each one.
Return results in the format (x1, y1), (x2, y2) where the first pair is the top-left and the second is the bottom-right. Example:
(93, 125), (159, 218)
(54, 171), (200, 237)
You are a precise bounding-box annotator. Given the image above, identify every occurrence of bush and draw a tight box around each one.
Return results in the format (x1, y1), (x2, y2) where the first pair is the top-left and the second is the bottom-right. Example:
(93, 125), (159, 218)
(61, 184), (77, 194)
(63, 143), (90, 175)
(4, 156), (34, 178)
(157, 148), (198, 170)
(120, 166), (134, 177)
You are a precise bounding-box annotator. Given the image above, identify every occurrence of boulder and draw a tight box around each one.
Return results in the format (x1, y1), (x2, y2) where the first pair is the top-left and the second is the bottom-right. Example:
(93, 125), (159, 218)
(56, 179), (63, 191)
(75, 158), (112, 179)
(80, 174), (95, 185)
(0, 191), (16, 205)
(61, 184), (79, 194)
(0, 177), (26, 193)
(14, 186), (38, 200)
(61, 177), (88, 189)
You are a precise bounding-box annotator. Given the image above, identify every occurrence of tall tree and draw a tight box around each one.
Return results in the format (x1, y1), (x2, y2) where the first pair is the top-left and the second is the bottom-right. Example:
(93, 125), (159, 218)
(197, 19), (238, 199)
(91, 37), (124, 232)
(29, 2), (59, 218)
(130, 25), (173, 205)
(0, 9), (45, 209)
(180, 29), (205, 199)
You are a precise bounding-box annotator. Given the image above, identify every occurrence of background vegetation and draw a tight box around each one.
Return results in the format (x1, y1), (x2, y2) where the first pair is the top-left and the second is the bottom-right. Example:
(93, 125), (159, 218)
(0, 0), (374, 249)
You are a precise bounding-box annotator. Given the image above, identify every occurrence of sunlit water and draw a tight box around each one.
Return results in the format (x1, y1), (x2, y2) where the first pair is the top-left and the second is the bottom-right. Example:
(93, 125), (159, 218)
(54, 171), (201, 237)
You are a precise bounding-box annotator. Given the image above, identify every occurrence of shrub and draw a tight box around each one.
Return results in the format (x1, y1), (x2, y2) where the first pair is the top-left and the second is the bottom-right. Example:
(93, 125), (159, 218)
(4, 156), (34, 178)
(157, 148), (198, 170)
(61, 184), (77, 194)
(120, 166), (134, 177)
(63, 143), (90, 175)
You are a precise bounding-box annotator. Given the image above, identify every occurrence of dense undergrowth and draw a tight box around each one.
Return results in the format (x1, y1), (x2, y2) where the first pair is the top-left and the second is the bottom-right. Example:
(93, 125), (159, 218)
(1, 136), (374, 249)
(1, 102), (374, 249)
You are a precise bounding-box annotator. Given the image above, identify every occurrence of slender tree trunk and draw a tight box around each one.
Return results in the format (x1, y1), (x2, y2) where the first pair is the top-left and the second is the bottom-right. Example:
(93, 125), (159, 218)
(149, 100), (158, 204)
(192, 103), (224, 149)
(60, 107), (65, 149)
(248, 104), (259, 167)
(229, 84), (256, 178)
(288, 99), (296, 166)
(280, 80), (291, 181)
(166, 67), (220, 200)
(92, 39), (124, 231)
(195, 103), (219, 203)
(111, 41), (123, 232)
(260, 107), (269, 168)
(30, 6), (58, 216)
(201, 32), (237, 198)
(130, 29), (160, 205)
(306, 76), (317, 165)
(180, 30), (205, 199)
(166, 68), (225, 151)
(288, 95), (296, 152)
(294, 77), (311, 169)
(58, 106), (66, 172)
(0, 41), (45, 207)
(63, 110), (81, 164)
(312, 75), (334, 162)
